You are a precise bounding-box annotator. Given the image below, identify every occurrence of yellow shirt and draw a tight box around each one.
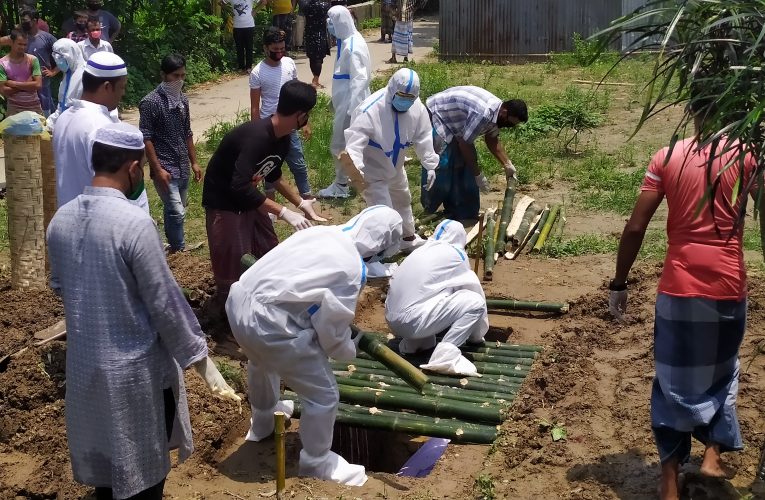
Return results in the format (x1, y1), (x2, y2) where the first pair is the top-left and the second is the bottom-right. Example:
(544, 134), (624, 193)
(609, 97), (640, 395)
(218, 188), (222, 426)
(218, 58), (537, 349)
(271, 0), (293, 15)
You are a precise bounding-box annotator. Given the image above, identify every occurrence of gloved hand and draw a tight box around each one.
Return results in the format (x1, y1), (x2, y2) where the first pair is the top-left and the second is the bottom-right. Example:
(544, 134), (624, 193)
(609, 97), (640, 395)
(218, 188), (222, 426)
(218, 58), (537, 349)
(279, 206), (312, 230)
(504, 161), (517, 180)
(475, 173), (490, 194)
(608, 279), (628, 321)
(298, 199), (329, 222)
(193, 356), (241, 402)
(425, 169), (437, 191)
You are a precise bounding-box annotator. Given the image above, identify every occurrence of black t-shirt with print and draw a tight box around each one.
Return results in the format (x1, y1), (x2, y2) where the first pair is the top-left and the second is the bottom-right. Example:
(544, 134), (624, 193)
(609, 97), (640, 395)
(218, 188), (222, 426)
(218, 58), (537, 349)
(202, 117), (289, 212)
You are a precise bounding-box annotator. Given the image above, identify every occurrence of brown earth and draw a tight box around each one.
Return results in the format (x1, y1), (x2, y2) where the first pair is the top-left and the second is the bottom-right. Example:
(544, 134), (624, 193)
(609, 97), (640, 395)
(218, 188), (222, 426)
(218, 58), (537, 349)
(2, 245), (765, 499)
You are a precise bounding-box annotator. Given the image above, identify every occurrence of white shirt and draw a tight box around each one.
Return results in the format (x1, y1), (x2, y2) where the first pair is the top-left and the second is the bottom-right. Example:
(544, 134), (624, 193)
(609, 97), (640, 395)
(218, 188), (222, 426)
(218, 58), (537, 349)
(225, 0), (255, 28)
(53, 99), (149, 211)
(249, 57), (298, 119)
(78, 38), (114, 61)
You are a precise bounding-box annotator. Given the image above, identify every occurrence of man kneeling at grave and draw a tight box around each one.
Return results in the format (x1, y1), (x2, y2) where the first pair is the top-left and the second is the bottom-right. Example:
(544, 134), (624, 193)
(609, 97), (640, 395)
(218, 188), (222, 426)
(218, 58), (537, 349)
(385, 219), (489, 375)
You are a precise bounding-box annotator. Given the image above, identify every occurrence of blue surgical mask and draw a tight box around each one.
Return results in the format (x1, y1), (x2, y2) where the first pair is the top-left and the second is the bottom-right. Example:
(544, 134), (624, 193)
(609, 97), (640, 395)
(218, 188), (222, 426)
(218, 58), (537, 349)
(327, 19), (336, 37)
(53, 54), (69, 73)
(392, 95), (415, 113)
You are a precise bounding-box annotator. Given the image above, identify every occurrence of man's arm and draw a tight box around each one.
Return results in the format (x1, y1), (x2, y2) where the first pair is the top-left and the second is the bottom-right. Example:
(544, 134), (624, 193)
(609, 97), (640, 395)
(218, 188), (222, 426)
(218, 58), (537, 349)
(612, 191), (664, 285)
(456, 137), (480, 176)
(187, 135), (202, 182)
(271, 176), (305, 208)
(108, 12), (122, 40)
(250, 88), (261, 121)
(6, 74), (42, 91)
(0, 36), (10, 47)
(139, 100), (172, 193)
(485, 133), (510, 166)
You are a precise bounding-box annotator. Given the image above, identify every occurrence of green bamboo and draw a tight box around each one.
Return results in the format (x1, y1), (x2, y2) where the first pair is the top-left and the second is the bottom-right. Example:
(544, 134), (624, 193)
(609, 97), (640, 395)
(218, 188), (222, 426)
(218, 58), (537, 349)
(462, 351), (535, 366)
(511, 203), (542, 246)
(485, 298), (569, 314)
(416, 212), (442, 226)
(483, 215), (496, 281)
(356, 332), (429, 393)
(337, 384), (505, 423)
(332, 358), (530, 383)
(287, 398), (498, 444)
(241, 253), (258, 272)
(472, 361), (532, 377)
(494, 186), (516, 259)
(479, 341), (543, 352)
(531, 204), (560, 253)
(343, 366), (522, 394)
(459, 345), (539, 358)
(525, 206), (550, 251)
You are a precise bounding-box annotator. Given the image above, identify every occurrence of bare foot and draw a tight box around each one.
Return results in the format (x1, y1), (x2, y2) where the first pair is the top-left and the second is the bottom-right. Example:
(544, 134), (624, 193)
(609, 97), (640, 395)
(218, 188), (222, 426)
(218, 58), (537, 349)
(386, 56), (397, 64)
(700, 444), (737, 479)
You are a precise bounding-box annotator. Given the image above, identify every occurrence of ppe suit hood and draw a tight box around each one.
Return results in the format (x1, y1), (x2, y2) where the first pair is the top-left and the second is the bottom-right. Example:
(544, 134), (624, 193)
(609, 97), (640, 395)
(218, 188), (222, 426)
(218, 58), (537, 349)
(328, 6), (357, 40)
(340, 205), (403, 259)
(54, 38), (86, 72)
(386, 68), (420, 104)
(431, 219), (467, 248)
(47, 38), (87, 130)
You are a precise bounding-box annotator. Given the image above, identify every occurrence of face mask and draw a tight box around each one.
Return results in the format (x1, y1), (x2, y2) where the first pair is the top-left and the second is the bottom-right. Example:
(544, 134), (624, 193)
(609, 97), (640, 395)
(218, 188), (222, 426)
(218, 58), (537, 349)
(392, 95), (415, 113)
(89, 29), (102, 40)
(53, 54), (69, 73)
(327, 20), (336, 37)
(21, 21), (33, 31)
(76, 22), (87, 30)
(161, 79), (184, 97)
(268, 50), (283, 61)
(127, 167), (145, 201)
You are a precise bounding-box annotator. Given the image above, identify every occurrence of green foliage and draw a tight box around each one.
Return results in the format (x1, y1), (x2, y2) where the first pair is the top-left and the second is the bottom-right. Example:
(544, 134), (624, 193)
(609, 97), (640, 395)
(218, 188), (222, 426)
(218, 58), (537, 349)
(544, 230), (668, 259)
(202, 110), (251, 154)
(360, 17), (382, 30)
(551, 33), (619, 67)
(474, 474), (496, 500)
(567, 151), (644, 215)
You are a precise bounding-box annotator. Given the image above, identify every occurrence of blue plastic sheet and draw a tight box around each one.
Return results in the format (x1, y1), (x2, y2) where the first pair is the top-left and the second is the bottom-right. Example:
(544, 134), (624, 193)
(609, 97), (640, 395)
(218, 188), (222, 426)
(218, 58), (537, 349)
(0, 111), (46, 137)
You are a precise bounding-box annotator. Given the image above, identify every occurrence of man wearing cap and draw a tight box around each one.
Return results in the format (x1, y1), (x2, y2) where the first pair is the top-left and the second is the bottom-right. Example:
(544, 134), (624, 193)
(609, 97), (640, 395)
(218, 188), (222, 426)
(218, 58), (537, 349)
(53, 51), (150, 212)
(47, 122), (240, 500)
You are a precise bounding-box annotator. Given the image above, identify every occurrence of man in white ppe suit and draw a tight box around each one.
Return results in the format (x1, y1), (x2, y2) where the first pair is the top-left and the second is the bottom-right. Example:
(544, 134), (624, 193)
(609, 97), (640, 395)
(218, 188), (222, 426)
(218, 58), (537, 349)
(344, 68), (439, 251)
(385, 219), (489, 376)
(317, 5), (371, 199)
(226, 205), (403, 486)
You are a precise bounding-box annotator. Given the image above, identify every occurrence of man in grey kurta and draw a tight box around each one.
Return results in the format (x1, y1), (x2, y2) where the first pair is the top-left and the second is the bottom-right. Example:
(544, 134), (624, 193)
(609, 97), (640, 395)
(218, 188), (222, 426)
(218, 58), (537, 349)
(47, 122), (239, 499)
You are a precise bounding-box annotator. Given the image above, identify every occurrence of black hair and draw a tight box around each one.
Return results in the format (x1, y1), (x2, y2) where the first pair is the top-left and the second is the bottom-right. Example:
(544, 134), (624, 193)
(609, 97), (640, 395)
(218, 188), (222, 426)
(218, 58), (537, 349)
(91, 142), (144, 174)
(263, 26), (286, 46)
(160, 53), (186, 74)
(86, 15), (100, 26)
(74, 10), (88, 19)
(20, 8), (39, 20)
(503, 99), (528, 123)
(9, 29), (28, 41)
(82, 71), (124, 93)
(277, 80), (317, 115)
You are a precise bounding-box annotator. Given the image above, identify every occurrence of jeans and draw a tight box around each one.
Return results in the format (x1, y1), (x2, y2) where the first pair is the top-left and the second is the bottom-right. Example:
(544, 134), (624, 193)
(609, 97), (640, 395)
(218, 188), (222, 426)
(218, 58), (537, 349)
(233, 27), (254, 70)
(265, 130), (311, 195)
(155, 177), (189, 251)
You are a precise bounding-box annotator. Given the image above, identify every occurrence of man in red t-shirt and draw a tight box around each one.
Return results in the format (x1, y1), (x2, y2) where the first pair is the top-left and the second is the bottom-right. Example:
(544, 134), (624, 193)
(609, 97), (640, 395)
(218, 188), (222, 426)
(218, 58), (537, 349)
(609, 99), (760, 500)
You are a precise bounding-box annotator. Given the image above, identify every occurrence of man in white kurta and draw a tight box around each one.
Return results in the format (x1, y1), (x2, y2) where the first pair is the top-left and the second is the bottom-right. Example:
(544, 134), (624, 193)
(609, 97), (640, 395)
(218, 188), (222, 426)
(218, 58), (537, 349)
(225, 205), (403, 486)
(344, 68), (439, 251)
(48, 122), (238, 499)
(53, 51), (149, 212)
(385, 219), (489, 376)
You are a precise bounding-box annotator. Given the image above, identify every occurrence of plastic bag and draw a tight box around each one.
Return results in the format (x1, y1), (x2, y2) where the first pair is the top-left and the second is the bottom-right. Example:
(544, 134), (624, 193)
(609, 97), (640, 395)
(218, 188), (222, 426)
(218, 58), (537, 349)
(0, 110), (49, 138)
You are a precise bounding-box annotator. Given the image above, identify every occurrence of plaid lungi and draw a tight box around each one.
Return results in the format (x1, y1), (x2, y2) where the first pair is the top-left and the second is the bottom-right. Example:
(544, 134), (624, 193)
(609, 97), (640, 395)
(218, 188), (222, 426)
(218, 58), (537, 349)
(392, 20), (413, 56)
(651, 293), (746, 464)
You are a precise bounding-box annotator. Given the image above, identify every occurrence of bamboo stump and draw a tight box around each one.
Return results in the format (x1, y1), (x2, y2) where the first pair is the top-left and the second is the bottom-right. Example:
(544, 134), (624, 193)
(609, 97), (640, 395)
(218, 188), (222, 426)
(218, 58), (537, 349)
(4, 133), (46, 289)
(39, 137), (56, 231)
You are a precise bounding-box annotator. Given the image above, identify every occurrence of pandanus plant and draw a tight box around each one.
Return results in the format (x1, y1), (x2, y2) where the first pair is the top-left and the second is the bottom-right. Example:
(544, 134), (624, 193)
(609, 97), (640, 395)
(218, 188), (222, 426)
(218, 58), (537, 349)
(592, 0), (765, 255)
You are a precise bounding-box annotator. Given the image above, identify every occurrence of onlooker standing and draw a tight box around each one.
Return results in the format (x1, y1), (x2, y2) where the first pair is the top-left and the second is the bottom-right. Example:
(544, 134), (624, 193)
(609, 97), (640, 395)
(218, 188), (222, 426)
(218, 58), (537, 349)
(0, 30), (43, 116)
(224, 0), (256, 72)
(298, 0), (330, 88)
(268, 0), (296, 52)
(609, 98), (759, 500)
(139, 54), (202, 253)
(203, 80), (325, 312)
(388, 0), (415, 64)
(250, 27), (312, 198)
(61, 0), (121, 42)
(78, 16), (115, 60)
(380, 0), (395, 43)
(47, 122), (238, 500)
(20, 8), (57, 116)
(67, 11), (90, 42)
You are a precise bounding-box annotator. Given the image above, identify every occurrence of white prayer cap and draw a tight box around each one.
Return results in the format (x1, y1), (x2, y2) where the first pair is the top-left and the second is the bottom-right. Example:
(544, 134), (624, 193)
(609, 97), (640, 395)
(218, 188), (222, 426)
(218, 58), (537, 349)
(85, 51), (128, 78)
(93, 122), (145, 150)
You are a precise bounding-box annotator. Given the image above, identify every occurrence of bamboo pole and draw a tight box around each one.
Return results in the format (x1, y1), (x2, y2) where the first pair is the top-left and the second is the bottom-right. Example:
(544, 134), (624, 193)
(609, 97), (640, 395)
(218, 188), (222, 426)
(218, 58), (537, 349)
(337, 385), (505, 423)
(274, 411), (286, 499)
(486, 298), (570, 314)
(462, 351), (535, 366)
(460, 345), (539, 357)
(493, 185), (515, 261)
(531, 204), (560, 253)
(472, 211), (486, 274)
(483, 215), (496, 281)
(525, 206), (550, 251)
(472, 361), (532, 377)
(479, 341), (543, 352)
(241, 253), (258, 272)
(356, 333), (429, 393)
(333, 357), (531, 380)
(511, 203), (542, 247)
(343, 366), (523, 393)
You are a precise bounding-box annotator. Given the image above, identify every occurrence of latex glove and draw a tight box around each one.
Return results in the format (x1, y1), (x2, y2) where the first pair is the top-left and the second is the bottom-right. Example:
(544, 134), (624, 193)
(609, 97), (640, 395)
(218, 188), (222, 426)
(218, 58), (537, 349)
(279, 206), (312, 230)
(425, 169), (437, 191)
(193, 356), (241, 402)
(608, 284), (628, 321)
(298, 198), (329, 222)
(504, 161), (517, 180)
(475, 173), (490, 194)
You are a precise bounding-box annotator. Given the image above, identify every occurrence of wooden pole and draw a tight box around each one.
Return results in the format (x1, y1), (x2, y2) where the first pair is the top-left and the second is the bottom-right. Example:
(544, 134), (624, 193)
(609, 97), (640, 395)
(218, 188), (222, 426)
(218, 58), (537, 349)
(274, 411), (286, 499)
(472, 212), (485, 275)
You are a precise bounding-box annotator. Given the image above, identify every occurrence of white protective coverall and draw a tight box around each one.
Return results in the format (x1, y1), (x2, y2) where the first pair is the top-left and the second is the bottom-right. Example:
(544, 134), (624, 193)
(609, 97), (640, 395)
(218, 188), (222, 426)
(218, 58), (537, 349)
(225, 205), (403, 486)
(384, 219), (489, 376)
(46, 38), (86, 130)
(344, 68), (439, 238)
(324, 6), (371, 189)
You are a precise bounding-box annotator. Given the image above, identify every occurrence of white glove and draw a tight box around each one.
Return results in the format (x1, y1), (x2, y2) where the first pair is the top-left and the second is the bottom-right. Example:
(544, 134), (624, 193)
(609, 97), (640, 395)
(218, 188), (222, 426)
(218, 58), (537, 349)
(298, 199), (328, 222)
(425, 169), (437, 191)
(608, 289), (628, 321)
(475, 173), (490, 194)
(504, 161), (517, 180)
(279, 206), (312, 230)
(193, 356), (242, 402)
